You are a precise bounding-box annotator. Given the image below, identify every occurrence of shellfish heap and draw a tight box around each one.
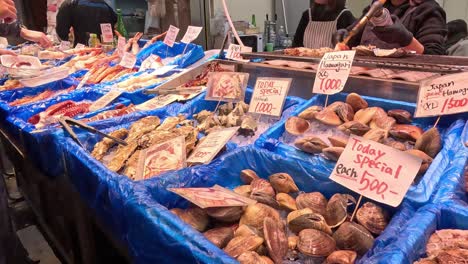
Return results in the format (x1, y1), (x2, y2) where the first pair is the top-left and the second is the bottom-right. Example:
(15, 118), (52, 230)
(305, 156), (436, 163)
(171, 170), (391, 264)
(414, 229), (468, 263)
(284, 93), (441, 178)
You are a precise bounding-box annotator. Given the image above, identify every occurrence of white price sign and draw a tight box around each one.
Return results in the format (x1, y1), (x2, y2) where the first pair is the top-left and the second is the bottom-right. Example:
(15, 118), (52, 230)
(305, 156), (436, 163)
(135, 94), (179, 111)
(181, 26), (203, 44)
(163, 25), (180, 47)
(226, 44), (252, 62)
(89, 90), (123, 112)
(100, 23), (114, 43)
(248, 77), (292, 117)
(187, 127), (239, 164)
(59, 41), (71, 51)
(76, 71), (91, 89)
(313, 50), (356, 95)
(119, 52), (137, 69)
(75, 43), (85, 49)
(330, 135), (422, 207)
(415, 72), (468, 118)
(117, 36), (126, 57)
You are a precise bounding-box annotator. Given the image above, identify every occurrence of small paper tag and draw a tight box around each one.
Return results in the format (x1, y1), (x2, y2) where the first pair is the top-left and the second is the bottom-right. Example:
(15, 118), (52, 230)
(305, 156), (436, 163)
(313, 50), (356, 95)
(187, 126), (239, 164)
(89, 90), (122, 112)
(226, 44), (252, 62)
(135, 94), (179, 111)
(117, 36), (126, 57)
(181, 26), (203, 44)
(76, 71), (92, 89)
(75, 43), (85, 49)
(248, 77), (292, 117)
(59, 41), (71, 51)
(205, 72), (249, 102)
(163, 25), (180, 47)
(119, 52), (137, 69)
(100, 23), (114, 43)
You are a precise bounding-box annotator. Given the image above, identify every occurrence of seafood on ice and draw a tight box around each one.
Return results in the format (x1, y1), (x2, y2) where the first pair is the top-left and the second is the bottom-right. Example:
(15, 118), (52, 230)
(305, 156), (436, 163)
(9, 86), (76, 107)
(28, 100), (91, 128)
(85, 65), (136, 85)
(284, 47), (334, 57)
(0, 79), (22, 91)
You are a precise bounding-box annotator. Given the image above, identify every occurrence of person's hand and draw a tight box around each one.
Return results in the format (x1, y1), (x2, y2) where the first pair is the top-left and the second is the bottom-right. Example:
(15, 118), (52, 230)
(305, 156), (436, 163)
(0, 0), (17, 23)
(333, 29), (349, 46)
(20, 28), (52, 48)
(0, 49), (16, 56)
(372, 15), (413, 47)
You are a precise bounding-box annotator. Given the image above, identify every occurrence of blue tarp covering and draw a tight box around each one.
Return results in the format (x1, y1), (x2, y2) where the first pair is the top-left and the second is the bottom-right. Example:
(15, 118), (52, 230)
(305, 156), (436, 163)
(257, 93), (467, 206)
(136, 41), (205, 69)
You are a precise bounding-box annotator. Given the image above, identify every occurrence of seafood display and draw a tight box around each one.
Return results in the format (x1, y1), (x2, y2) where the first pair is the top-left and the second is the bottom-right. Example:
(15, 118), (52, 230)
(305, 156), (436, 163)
(182, 62), (231, 88)
(115, 72), (172, 92)
(85, 65), (137, 85)
(414, 229), (468, 263)
(0, 79), (23, 91)
(283, 93), (441, 178)
(284, 47), (334, 58)
(28, 100), (92, 128)
(9, 86), (76, 107)
(79, 104), (136, 123)
(170, 170), (392, 263)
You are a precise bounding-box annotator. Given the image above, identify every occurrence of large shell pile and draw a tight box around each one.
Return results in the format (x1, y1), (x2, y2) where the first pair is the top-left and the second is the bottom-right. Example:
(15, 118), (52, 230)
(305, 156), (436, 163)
(414, 229), (468, 263)
(170, 170), (391, 263)
(285, 93), (441, 177)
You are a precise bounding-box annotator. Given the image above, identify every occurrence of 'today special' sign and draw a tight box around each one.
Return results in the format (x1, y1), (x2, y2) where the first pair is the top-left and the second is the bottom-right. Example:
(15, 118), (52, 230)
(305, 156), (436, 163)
(313, 50), (356, 95)
(330, 135), (422, 207)
(248, 77), (292, 117)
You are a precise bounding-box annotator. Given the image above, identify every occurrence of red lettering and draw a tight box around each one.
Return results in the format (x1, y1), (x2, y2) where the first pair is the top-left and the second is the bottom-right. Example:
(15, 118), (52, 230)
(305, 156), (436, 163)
(320, 78), (342, 92)
(358, 171), (389, 200)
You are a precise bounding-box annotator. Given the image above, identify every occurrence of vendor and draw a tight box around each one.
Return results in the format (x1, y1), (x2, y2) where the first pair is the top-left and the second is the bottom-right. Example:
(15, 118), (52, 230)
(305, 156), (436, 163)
(292, 0), (356, 49)
(334, 0), (447, 55)
(446, 20), (468, 56)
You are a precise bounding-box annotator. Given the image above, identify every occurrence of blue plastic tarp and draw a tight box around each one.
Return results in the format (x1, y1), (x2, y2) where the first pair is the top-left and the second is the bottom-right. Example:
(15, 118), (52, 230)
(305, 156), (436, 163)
(257, 93), (467, 206)
(136, 41), (205, 69)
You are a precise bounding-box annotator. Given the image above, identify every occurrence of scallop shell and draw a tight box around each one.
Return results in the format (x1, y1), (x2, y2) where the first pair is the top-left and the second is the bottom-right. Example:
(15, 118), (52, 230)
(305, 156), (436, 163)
(356, 202), (389, 235)
(269, 173), (299, 193)
(297, 229), (336, 257)
(285, 117), (310, 135)
(224, 235), (264, 258)
(296, 192), (328, 216)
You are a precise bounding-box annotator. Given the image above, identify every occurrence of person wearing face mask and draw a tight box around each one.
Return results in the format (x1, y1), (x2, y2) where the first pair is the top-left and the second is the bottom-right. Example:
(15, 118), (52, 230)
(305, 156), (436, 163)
(334, 0), (447, 55)
(292, 0), (356, 48)
(446, 19), (468, 56)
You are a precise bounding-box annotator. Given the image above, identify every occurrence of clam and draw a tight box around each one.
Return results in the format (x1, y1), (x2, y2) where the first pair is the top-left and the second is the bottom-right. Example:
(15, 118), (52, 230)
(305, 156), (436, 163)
(170, 208), (184, 218)
(287, 209), (332, 235)
(251, 192), (280, 209)
(337, 103), (355, 123)
(264, 217), (288, 264)
(285, 117), (310, 136)
(251, 179), (275, 197)
(388, 109), (412, 124)
(297, 229), (336, 257)
(224, 235), (264, 258)
(322, 147), (345, 161)
(405, 149), (433, 176)
(299, 106), (323, 120)
(315, 109), (343, 126)
(177, 207), (210, 232)
(328, 136), (349, 148)
(204, 227), (234, 248)
(346, 93), (368, 112)
(294, 136), (329, 154)
(324, 250), (358, 264)
(269, 173), (299, 193)
(370, 116), (396, 131)
(239, 203), (281, 231)
(261, 256), (274, 264)
(237, 251), (266, 264)
(384, 139), (407, 151)
(288, 236), (299, 250)
(389, 124), (424, 141)
(354, 107), (378, 125)
(325, 194), (355, 228)
(338, 121), (371, 136)
(205, 206), (243, 223)
(234, 185), (252, 197)
(333, 222), (374, 256)
(296, 192), (328, 216)
(276, 193), (298, 211)
(415, 127), (442, 158)
(356, 202), (388, 235)
(235, 225), (261, 238)
(240, 169), (260, 184)
(363, 128), (387, 143)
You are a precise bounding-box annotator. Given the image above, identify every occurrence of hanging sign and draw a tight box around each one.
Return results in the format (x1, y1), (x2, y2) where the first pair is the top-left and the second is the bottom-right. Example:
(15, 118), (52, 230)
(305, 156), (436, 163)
(163, 25), (180, 47)
(89, 90), (122, 112)
(415, 72), (468, 118)
(100, 23), (114, 43)
(248, 77), (292, 117)
(330, 135), (422, 207)
(313, 50), (356, 95)
(226, 44), (252, 62)
(205, 72), (249, 102)
(135, 94), (179, 111)
(119, 52), (137, 69)
(181, 26), (203, 44)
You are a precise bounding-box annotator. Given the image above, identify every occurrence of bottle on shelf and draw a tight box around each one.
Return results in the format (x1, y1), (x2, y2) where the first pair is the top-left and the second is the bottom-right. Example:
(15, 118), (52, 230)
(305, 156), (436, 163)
(251, 14), (256, 28)
(88, 33), (101, 47)
(277, 25), (286, 48)
(116, 9), (128, 38)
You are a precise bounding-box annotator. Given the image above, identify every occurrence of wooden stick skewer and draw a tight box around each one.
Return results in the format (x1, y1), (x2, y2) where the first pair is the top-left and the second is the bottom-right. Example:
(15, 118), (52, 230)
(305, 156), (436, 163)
(350, 195), (363, 222)
(433, 116), (441, 128)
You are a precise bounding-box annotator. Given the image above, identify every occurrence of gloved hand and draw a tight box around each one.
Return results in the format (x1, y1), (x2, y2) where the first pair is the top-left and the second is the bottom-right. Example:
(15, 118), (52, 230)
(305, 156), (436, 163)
(332, 29), (349, 46)
(372, 15), (413, 47)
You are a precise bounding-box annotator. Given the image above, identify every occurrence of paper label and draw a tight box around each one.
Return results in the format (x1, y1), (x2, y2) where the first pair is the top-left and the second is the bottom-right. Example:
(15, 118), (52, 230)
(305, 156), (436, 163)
(181, 26), (203, 44)
(163, 25), (180, 47)
(75, 43), (85, 49)
(313, 50), (356, 95)
(174, 86), (207, 101)
(100, 23), (114, 43)
(248, 77), (292, 117)
(59, 41), (71, 51)
(119, 52), (136, 69)
(226, 44), (252, 62)
(187, 127), (239, 164)
(89, 90), (122, 112)
(135, 136), (186, 180)
(205, 72), (249, 102)
(135, 94), (179, 111)
(117, 36), (126, 57)
(140, 54), (163, 72)
(76, 71), (91, 89)
(169, 185), (257, 209)
(415, 72), (468, 118)
(330, 135), (422, 207)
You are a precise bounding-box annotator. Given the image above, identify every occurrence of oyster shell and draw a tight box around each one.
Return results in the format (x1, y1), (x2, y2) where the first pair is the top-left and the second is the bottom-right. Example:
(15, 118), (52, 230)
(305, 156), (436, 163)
(328, 136), (349, 148)
(297, 229), (336, 257)
(322, 147), (345, 161)
(324, 250), (357, 264)
(234, 185), (252, 197)
(338, 121), (371, 136)
(240, 169), (260, 184)
(346, 93), (368, 112)
(239, 204), (281, 231)
(194, 110), (213, 123)
(389, 124), (424, 141)
(264, 217), (288, 264)
(285, 117), (310, 136)
(296, 192), (328, 216)
(299, 106), (323, 120)
(235, 225), (261, 238)
(205, 206), (243, 223)
(276, 193), (298, 211)
(269, 173), (299, 194)
(356, 202), (388, 235)
(287, 209), (332, 235)
(333, 222), (374, 256)
(294, 136), (329, 154)
(363, 128), (387, 143)
(388, 109), (412, 124)
(224, 235), (264, 258)
(415, 127), (442, 158)
(315, 109), (343, 126)
(204, 227), (234, 248)
(325, 194), (355, 228)
(354, 107), (378, 125)
(239, 115), (257, 137)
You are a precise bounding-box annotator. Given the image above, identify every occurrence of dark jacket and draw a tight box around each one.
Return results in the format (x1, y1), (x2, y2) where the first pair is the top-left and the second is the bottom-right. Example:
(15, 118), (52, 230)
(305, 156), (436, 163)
(0, 22), (21, 38)
(348, 0), (447, 55)
(56, 0), (117, 46)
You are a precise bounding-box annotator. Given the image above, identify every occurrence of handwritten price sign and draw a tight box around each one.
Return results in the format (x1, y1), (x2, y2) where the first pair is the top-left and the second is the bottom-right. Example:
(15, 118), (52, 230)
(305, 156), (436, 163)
(163, 25), (180, 47)
(226, 44), (252, 62)
(187, 127), (239, 165)
(135, 94), (179, 111)
(313, 50), (356, 95)
(181, 26), (203, 44)
(415, 72), (468, 118)
(248, 77), (292, 117)
(119, 52), (137, 69)
(89, 90), (122, 112)
(100, 23), (114, 43)
(330, 135), (422, 207)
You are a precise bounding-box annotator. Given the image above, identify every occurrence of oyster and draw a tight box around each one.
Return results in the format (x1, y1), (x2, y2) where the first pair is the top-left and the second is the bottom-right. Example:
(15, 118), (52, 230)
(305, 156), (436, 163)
(240, 169), (259, 184)
(426, 229), (468, 258)
(224, 235), (264, 258)
(234, 185), (252, 197)
(338, 121), (371, 136)
(204, 227), (234, 248)
(294, 136), (329, 154)
(296, 192), (328, 216)
(333, 222), (374, 256)
(363, 128), (387, 143)
(263, 217), (288, 264)
(235, 225), (261, 238)
(346, 93), (368, 112)
(315, 109), (343, 126)
(354, 107), (378, 125)
(328, 136), (349, 148)
(237, 251), (268, 264)
(388, 109), (412, 124)
(269, 173), (299, 193)
(325, 194), (355, 228)
(91, 128), (128, 161)
(239, 204), (281, 231)
(297, 229), (336, 257)
(415, 127), (442, 158)
(323, 147), (345, 161)
(285, 117), (310, 136)
(356, 202), (388, 235)
(325, 250), (357, 264)
(299, 106), (323, 120)
(405, 149), (434, 176)
(157, 115), (185, 131)
(287, 209), (332, 235)
(177, 207), (210, 232)
(218, 102), (234, 116)
(276, 193), (298, 211)
(239, 115), (257, 137)
(389, 124), (424, 141)
(205, 206), (243, 223)
(193, 110), (213, 123)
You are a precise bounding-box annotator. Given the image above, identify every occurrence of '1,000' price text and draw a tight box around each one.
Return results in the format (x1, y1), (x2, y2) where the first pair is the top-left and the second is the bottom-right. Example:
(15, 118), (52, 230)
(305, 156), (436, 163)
(254, 102), (273, 115)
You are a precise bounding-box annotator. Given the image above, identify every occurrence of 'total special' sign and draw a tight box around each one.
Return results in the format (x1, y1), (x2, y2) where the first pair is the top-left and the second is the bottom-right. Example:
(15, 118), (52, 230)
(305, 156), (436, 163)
(313, 50), (356, 95)
(415, 72), (468, 118)
(248, 77), (292, 117)
(330, 135), (422, 207)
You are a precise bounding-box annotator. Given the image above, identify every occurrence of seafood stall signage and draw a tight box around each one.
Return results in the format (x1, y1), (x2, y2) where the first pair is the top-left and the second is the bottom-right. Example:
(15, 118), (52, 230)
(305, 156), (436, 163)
(248, 77), (292, 117)
(89, 90), (123, 112)
(169, 185), (257, 209)
(415, 72), (468, 118)
(100, 23), (114, 43)
(135, 136), (186, 180)
(181, 26), (203, 44)
(163, 25), (180, 47)
(117, 36), (126, 57)
(135, 94), (179, 111)
(313, 50), (356, 95)
(226, 44), (252, 62)
(59, 41), (71, 51)
(206, 72), (249, 102)
(330, 135), (422, 207)
(187, 127), (239, 165)
(119, 52), (137, 69)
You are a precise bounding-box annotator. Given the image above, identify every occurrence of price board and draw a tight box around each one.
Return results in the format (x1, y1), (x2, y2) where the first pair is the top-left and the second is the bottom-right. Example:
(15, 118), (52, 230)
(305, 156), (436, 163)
(187, 127), (239, 165)
(119, 52), (137, 69)
(163, 25), (180, 47)
(248, 77), (292, 117)
(100, 23), (114, 43)
(180, 26), (203, 44)
(135, 94), (179, 111)
(226, 44), (252, 62)
(205, 72), (249, 102)
(89, 90), (122, 112)
(117, 36), (126, 57)
(313, 50), (356, 95)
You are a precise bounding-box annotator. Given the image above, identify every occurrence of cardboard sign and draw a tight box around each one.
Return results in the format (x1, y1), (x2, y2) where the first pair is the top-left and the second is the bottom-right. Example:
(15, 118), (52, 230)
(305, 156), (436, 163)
(226, 44), (252, 62)
(59, 41), (71, 51)
(313, 50), (356, 95)
(75, 43), (85, 49)
(119, 52), (136, 69)
(248, 77), (292, 117)
(76, 71), (91, 89)
(205, 72), (249, 102)
(135, 136), (186, 180)
(181, 26), (203, 44)
(187, 127), (239, 165)
(140, 54), (163, 72)
(169, 185), (257, 209)
(89, 90), (122, 112)
(135, 94), (179, 111)
(330, 135), (422, 207)
(117, 36), (126, 57)
(100, 23), (114, 43)
(163, 25), (180, 47)
(415, 72), (468, 118)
